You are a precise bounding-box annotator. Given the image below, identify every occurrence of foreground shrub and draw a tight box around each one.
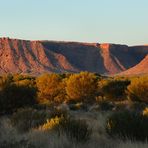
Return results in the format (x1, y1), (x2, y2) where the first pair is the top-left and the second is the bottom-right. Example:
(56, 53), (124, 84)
(59, 117), (92, 143)
(127, 77), (148, 103)
(66, 72), (98, 103)
(39, 116), (92, 143)
(11, 108), (51, 132)
(106, 110), (148, 141)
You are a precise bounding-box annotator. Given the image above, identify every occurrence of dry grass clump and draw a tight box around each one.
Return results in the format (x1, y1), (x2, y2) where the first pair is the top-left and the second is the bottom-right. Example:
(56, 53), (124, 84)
(0, 111), (148, 148)
(106, 110), (148, 141)
(37, 115), (92, 143)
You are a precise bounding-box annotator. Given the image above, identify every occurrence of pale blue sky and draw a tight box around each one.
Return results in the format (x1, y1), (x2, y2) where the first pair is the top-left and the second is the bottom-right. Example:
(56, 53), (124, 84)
(0, 0), (148, 45)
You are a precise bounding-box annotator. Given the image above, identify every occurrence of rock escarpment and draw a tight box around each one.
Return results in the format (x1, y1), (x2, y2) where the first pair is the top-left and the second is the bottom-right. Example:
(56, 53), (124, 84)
(0, 38), (148, 75)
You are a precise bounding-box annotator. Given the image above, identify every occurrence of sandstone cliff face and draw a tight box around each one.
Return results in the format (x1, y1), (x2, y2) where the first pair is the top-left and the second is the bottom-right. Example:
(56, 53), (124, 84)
(119, 55), (148, 75)
(0, 38), (77, 74)
(0, 38), (148, 75)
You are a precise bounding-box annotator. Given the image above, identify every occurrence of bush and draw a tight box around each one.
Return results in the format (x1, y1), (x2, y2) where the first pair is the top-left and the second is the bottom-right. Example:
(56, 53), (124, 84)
(98, 79), (130, 101)
(127, 77), (148, 103)
(0, 76), (37, 114)
(38, 116), (61, 131)
(59, 117), (92, 143)
(106, 110), (148, 141)
(39, 116), (92, 143)
(36, 73), (66, 104)
(11, 108), (51, 132)
(66, 72), (98, 103)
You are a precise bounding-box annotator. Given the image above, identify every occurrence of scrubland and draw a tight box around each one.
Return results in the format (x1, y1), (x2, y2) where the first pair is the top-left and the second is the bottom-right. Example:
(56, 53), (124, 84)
(0, 72), (148, 148)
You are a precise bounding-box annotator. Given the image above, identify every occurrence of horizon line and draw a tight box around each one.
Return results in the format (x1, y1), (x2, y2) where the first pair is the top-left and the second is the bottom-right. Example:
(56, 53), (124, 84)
(0, 36), (148, 47)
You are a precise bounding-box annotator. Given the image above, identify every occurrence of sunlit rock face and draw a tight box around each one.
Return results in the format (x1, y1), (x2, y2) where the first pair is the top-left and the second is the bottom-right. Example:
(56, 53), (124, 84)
(0, 38), (148, 75)
(120, 55), (148, 75)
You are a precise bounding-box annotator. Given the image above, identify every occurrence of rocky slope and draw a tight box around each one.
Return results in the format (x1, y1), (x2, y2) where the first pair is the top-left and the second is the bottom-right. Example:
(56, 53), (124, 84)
(0, 37), (148, 75)
(119, 55), (148, 75)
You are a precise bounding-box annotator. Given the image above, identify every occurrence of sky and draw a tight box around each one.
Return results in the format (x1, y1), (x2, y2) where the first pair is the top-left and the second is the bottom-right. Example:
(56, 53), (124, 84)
(0, 0), (148, 45)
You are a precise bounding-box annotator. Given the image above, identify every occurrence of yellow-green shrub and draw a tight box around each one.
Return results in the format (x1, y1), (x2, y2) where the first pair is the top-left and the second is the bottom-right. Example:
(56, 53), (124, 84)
(38, 116), (61, 131)
(66, 72), (98, 103)
(36, 73), (66, 104)
(127, 76), (148, 103)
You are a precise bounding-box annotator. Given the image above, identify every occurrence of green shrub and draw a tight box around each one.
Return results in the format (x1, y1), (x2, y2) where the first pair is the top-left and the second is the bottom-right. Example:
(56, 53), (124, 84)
(127, 77), (148, 103)
(106, 110), (148, 141)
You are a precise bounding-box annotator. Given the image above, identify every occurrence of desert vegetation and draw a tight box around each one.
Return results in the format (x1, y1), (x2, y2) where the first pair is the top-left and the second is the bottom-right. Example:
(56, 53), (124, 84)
(0, 72), (148, 148)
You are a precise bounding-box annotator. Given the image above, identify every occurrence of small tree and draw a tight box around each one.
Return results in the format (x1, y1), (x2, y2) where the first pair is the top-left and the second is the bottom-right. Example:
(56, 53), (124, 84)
(36, 73), (66, 104)
(66, 72), (98, 103)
